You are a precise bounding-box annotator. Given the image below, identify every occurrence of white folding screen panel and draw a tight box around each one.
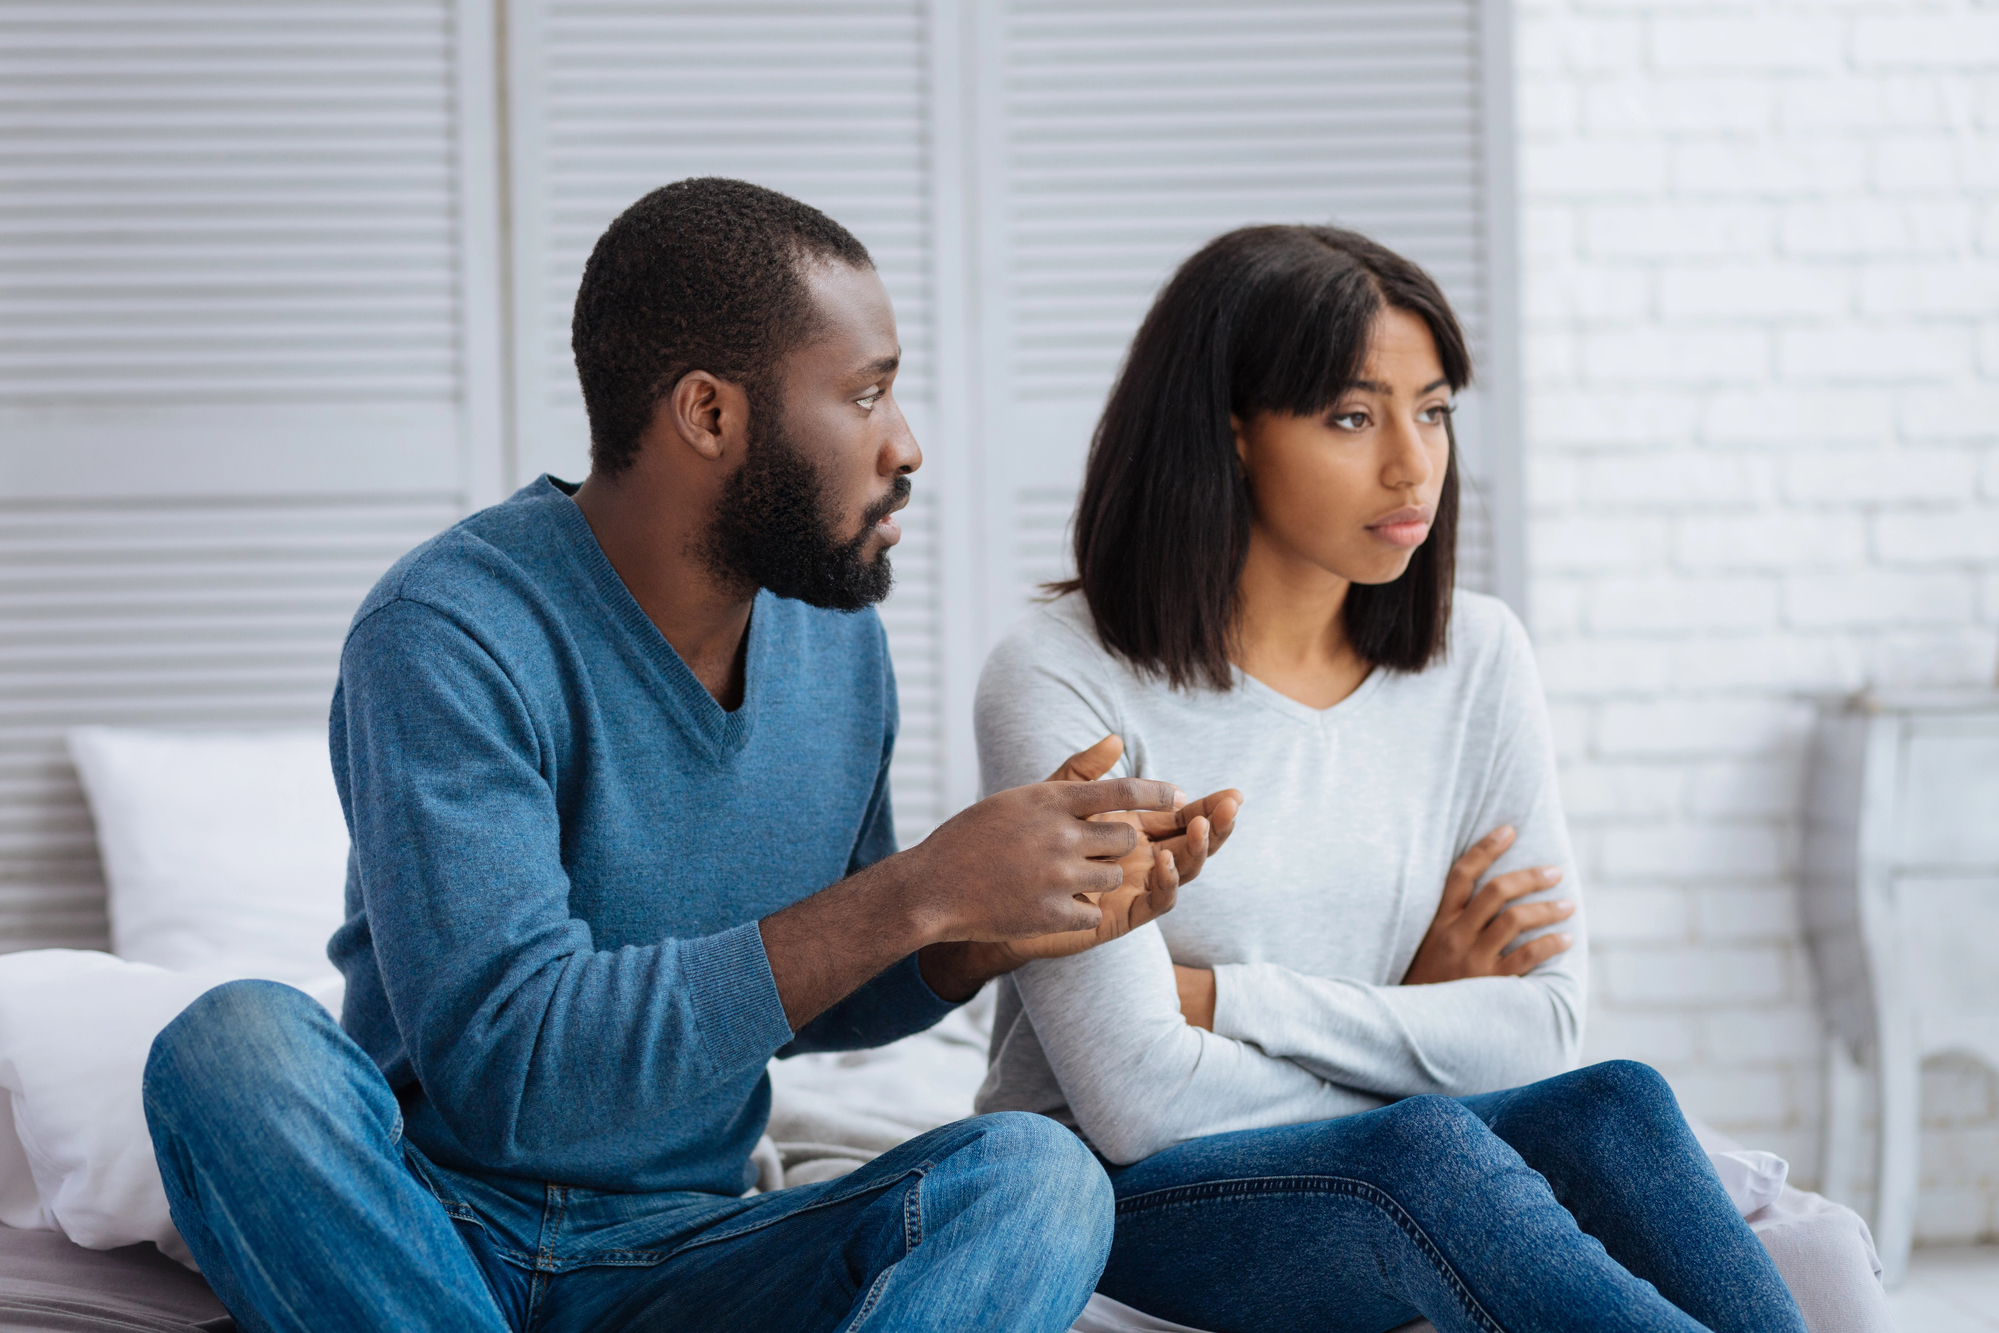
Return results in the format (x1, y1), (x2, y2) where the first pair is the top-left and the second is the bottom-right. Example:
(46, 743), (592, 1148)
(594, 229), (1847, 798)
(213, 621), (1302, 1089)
(0, 0), (497, 948)
(504, 0), (951, 841)
(962, 0), (1515, 646)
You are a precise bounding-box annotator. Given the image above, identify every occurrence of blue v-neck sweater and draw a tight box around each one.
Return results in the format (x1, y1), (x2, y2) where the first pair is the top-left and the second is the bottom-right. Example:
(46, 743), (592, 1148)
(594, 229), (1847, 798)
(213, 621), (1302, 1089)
(327, 477), (954, 1196)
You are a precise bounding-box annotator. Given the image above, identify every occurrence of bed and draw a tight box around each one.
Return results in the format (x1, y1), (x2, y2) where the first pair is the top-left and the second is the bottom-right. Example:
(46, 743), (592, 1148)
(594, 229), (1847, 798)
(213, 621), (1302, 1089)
(0, 726), (1891, 1333)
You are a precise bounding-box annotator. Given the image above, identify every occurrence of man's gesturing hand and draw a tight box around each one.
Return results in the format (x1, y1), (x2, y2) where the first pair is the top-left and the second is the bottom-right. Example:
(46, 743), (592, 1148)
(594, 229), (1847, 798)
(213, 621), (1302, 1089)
(996, 735), (1242, 962)
(1400, 825), (1575, 986)
(764, 736), (1218, 1028)
(901, 768), (1187, 944)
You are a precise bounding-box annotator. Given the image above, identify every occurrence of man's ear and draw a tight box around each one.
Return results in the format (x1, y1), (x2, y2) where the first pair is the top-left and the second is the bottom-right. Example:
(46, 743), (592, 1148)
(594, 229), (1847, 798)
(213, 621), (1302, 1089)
(661, 370), (751, 463)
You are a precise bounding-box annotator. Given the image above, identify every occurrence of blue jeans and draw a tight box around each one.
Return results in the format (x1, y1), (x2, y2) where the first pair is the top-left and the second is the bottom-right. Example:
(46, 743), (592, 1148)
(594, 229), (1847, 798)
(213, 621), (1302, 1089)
(142, 980), (1111, 1333)
(1098, 1061), (1810, 1333)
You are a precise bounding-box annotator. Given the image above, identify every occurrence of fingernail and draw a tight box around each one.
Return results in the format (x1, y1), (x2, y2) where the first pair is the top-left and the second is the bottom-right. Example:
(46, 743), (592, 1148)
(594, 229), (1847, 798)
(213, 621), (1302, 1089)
(1498, 825), (1515, 839)
(1557, 901), (1575, 915)
(1557, 933), (1573, 945)
(1541, 867), (1561, 881)
(1173, 789), (1188, 807)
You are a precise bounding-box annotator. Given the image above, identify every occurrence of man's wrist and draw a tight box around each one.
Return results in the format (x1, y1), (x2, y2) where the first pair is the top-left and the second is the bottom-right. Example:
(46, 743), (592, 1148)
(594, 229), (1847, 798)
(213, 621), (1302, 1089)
(848, 847), (952, 953)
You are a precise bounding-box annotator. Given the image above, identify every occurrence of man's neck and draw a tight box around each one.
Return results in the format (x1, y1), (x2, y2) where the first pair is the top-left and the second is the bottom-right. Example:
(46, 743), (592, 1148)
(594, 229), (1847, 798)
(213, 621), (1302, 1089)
(572, 470), (755, 710)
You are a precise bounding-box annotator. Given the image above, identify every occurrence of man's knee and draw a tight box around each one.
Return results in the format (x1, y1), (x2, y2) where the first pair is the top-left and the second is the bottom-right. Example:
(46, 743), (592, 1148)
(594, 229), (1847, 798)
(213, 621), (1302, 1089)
(955, 1112), (1112, 1235)
(144, 979), (343, 1133)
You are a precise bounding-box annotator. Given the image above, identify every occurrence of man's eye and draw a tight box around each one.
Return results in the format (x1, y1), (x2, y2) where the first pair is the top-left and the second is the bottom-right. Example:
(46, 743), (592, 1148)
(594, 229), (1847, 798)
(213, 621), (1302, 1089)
(857, 389), (883, 410)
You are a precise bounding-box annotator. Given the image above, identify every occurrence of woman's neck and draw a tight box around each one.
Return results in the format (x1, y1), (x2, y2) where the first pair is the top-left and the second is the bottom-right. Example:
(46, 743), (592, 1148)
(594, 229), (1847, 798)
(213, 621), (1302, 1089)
(1233, 527), (1373, 711)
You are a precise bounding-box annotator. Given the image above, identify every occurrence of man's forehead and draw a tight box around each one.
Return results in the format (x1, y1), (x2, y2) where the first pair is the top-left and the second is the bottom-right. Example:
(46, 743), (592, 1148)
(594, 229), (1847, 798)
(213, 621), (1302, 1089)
(799, 260), (898, 367)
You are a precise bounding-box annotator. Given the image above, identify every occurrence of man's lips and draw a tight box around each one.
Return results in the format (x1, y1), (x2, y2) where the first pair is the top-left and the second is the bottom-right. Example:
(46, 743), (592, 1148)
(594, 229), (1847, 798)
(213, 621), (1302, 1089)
(1367, 505), (1433, 549)
(869, 492), (909, 545)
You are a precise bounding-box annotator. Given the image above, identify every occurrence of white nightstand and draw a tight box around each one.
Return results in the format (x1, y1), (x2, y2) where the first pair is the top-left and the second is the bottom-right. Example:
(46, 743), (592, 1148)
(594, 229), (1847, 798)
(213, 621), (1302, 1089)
(1804, 689), (1999, 1286)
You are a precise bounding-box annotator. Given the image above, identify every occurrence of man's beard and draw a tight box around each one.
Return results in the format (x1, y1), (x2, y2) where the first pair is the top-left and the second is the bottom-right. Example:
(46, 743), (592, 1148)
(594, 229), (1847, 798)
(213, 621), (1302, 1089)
(704, 403), (905, 612)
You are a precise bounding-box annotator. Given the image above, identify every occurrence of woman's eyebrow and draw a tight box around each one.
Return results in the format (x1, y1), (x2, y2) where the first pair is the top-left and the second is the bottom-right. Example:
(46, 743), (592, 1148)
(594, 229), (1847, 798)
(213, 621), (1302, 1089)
(1343, 377), (1450, 395)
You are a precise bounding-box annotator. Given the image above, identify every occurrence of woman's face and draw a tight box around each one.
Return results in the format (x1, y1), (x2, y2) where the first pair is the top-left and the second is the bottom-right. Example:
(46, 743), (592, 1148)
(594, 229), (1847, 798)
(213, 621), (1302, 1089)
(1233, 306), (1452, 587)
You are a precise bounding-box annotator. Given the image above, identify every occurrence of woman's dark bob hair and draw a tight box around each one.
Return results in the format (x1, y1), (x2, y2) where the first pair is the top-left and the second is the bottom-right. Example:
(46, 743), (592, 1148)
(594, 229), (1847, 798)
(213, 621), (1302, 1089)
(1054, 224), (1472, 691)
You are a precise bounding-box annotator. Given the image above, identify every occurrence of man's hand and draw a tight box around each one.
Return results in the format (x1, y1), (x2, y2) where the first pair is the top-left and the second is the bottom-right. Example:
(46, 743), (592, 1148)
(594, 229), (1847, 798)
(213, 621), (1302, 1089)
(1400, 825), (1574, 986)
(763, 751), (1186, 1026)
(990, 735), (1243, 964)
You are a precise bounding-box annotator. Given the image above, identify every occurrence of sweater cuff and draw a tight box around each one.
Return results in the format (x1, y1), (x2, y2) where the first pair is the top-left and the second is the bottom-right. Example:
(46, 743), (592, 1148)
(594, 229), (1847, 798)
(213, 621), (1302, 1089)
(684, 920), (797, 1074)
(887, 950), (964, 1024)
(1208, 961), (1268, 1046)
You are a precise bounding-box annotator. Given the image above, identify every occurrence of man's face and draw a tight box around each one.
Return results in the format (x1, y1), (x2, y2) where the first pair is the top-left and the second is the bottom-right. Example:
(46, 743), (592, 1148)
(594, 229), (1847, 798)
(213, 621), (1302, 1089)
(705, 260), (920, 611)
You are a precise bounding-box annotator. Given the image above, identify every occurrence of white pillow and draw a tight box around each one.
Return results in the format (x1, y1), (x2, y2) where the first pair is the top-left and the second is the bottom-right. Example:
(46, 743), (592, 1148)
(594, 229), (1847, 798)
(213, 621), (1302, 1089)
(0, 949), (343, 1267)
(68, 727), (351, 983)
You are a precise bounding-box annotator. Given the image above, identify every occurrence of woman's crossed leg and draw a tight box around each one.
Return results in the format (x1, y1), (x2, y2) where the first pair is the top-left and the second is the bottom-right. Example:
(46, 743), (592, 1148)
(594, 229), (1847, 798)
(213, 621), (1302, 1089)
(1097, 1061), (1807, 1333)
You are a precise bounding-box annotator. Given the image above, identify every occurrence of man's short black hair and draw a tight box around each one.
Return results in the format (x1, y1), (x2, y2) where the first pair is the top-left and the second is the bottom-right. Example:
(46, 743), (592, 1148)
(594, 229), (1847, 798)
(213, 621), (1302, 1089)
(571, 178), (874, 477)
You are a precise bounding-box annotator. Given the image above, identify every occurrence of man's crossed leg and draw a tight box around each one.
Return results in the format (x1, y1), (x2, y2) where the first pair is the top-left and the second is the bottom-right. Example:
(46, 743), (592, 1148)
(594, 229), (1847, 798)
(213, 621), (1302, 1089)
(147, 981), (1110, 1333)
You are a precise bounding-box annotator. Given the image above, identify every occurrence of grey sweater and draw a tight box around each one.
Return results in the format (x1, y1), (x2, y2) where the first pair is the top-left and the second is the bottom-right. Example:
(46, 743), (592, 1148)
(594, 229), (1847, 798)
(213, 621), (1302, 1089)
(971, 592), (1586, 1165)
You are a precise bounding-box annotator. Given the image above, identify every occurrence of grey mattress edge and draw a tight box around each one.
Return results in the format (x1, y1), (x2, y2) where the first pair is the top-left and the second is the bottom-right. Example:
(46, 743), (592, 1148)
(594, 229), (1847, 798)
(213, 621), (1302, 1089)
(0, 1226), (230, 1333)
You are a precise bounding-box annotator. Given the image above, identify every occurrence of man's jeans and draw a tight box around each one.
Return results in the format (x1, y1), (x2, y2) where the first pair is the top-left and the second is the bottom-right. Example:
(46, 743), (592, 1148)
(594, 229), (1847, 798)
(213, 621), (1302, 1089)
(1099, 1061), (1812, 1333)
(142, 980), (1111, 1333)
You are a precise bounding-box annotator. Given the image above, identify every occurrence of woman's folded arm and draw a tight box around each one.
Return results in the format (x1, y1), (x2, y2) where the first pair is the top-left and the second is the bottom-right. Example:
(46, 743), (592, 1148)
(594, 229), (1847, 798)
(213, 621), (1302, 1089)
(1209, 961), (1583, 1098)
(1006, 925), (1383, 1164)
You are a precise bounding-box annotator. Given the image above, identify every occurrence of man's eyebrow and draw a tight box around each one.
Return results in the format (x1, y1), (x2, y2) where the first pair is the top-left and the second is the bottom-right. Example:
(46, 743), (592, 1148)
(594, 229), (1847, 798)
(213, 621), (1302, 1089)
(857, 353), (900, 378)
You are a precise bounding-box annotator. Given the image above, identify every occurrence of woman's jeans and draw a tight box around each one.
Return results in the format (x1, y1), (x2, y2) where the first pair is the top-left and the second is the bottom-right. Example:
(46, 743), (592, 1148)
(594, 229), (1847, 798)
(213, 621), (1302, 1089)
(142, 980), (1112, 1333)
(1098, 1060), (1809, 1333)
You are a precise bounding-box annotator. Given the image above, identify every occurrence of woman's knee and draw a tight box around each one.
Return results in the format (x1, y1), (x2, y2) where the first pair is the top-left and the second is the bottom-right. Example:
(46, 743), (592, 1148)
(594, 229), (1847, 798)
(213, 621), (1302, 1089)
(1548, 1060), (1683, 1131)
(1360, 1095), (1496, 1158)
(1318, 1096), (1525, 1195)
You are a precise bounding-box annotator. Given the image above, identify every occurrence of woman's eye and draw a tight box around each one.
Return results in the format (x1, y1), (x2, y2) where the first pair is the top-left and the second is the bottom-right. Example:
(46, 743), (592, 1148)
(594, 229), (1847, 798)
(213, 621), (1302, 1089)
(1331, 411), (1368, 431)
(1419, 403), (1454, 425)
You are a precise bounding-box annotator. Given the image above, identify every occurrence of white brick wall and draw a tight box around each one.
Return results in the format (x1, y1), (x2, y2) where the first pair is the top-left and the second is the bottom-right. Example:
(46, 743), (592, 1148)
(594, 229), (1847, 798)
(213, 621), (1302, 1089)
(1516, 0), (1999, 1243)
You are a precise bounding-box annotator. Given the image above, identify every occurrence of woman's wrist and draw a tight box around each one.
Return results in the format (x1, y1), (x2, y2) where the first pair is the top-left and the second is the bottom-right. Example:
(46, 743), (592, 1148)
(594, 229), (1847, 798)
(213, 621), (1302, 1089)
(1174, 964), (1217, 1030)
(917, 940), (1021, 1002)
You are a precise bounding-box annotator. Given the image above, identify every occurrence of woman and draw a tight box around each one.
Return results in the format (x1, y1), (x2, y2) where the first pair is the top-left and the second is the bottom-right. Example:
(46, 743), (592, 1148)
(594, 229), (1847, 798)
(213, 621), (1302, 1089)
(972, 225), (1810, 1333)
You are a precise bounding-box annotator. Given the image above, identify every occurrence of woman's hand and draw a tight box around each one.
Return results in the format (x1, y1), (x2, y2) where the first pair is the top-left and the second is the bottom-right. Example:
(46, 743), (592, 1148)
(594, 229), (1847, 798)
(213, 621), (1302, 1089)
(1400, 825), (1574, 985)
(993, 736), (1242, 963)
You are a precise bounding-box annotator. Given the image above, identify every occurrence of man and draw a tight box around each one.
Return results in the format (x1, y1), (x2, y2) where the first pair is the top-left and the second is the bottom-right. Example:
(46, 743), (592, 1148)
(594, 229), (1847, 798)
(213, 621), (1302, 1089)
(140, 178), (1239, 1332)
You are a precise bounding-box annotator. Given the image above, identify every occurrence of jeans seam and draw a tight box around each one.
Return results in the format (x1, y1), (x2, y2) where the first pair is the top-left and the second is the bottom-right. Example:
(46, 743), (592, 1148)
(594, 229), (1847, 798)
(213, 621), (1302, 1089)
(843, 1175), (920, 1332)
(1115, 1175), (1507, 1333)
(843, 1266), (898, 1331)
(668, 1158), (939, 1259)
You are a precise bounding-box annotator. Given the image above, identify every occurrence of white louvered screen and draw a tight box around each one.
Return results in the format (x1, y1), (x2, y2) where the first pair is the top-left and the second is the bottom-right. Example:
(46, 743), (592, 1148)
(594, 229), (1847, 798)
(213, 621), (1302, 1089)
(0, 500), (458, 948)
(0, 1), (480, 949)
(510, 0), (948, 842)
(973, 0), (1506, 632)
(0, 0), (1519, 938)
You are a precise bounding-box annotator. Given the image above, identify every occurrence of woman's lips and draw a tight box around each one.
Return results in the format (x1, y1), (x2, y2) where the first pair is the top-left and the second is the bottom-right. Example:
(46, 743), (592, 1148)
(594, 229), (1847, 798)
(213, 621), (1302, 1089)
(1367, 507), (1432, 549)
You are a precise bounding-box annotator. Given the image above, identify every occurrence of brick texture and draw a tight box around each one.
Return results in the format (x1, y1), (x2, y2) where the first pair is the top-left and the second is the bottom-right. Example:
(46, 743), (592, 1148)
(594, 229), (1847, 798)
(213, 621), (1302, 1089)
(1517, 0), (1999, 1244)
